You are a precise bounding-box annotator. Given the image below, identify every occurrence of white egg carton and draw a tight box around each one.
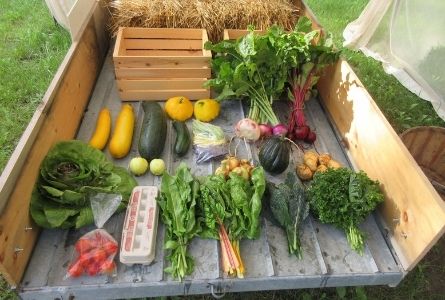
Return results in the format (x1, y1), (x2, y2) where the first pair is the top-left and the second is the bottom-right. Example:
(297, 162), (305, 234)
(120, 186), (159, 265)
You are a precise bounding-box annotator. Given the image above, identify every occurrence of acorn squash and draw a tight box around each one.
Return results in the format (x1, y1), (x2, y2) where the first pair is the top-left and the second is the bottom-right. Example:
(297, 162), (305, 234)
(259, 136), (290, 174)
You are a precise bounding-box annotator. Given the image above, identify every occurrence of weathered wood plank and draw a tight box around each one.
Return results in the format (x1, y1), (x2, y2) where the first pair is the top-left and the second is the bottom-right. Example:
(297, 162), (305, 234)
(317, 60), (445, 271)
(0, 14), (106, 286)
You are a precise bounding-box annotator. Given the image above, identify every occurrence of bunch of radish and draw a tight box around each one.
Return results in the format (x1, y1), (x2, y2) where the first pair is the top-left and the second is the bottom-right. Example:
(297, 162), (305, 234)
(235, 118), (289, 140)
(235, 118), (315, 143)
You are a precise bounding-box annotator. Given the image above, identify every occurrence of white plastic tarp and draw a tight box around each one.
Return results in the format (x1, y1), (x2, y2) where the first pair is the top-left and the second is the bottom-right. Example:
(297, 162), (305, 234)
(44, 0), (77, 31)
(44, 0), (96, 41)
(344, 0), (445, 121)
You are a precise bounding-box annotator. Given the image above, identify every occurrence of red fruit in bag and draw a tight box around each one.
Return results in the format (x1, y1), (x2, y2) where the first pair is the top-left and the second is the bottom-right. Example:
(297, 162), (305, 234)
(103, 241), (118, 256)
(75, 238), (95, 254)
(100, 259), (116, 274)
(90, 248), (107, 264)
(78, 252), (93, 268)
(68, 261), (83, 278)
(86, 263), (100, 276)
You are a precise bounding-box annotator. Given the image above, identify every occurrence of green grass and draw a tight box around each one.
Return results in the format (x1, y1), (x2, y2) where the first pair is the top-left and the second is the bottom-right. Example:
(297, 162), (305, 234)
(0, 0), (71, 173)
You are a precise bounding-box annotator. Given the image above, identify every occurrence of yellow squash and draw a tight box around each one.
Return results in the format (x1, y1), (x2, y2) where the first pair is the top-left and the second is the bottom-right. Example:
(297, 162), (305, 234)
(108, 104), (135, 158)
(164, 96), (193, 121)
(89, 108), (111, 150)
(194, 98), (220, 122)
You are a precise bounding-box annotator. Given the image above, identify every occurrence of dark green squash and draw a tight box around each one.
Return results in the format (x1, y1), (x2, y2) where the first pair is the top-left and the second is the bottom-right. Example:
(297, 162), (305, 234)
(138, 102), (167, 161)
(172, 121), (190, 157)
(259, 136), (290, 174)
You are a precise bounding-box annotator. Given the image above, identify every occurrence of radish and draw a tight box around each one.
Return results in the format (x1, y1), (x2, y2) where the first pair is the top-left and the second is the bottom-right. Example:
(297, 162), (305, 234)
(258, 124), (273, 137)
(272, 124), (288, 136)
(235, 118), (261, 141)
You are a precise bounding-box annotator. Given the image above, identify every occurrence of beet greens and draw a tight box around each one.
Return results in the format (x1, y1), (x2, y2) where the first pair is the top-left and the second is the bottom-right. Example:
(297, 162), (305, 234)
(276, 18), (339, 141)
(205, 17), (339, 134)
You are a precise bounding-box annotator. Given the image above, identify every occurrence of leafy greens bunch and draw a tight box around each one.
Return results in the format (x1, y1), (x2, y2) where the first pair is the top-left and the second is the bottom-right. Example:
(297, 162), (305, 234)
(157, 163), (202, 281)
(308, 168), (384, 254)
(205, 27), (288, 125)
(204, 17), (339, 130)
(276, 17), (339, 140)
(268, 172), (309, 258)
(30, 140), (137, 229)
(198, 166), (266, 278)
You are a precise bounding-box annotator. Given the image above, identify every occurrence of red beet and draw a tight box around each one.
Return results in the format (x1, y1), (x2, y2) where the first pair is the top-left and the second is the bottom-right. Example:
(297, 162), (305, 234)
(294, 126), (310, 140)
(305, 130), (317, 143)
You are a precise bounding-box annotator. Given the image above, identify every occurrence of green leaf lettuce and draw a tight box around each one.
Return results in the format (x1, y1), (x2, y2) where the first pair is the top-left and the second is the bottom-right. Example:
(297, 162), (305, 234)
(30, 140), (137, 229)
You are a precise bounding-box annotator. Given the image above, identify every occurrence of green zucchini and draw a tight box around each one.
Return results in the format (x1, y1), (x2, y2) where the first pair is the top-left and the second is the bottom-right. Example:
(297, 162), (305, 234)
(172, 121), (190, 157)
(138, 102), (167, 161)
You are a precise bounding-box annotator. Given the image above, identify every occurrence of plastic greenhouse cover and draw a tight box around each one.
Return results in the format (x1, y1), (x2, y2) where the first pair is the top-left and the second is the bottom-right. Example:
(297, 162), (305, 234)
(343, 0), (445, 121)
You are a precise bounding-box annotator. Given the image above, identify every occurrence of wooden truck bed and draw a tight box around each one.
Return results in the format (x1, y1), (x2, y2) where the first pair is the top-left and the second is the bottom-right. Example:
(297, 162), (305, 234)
(19, 52), (403, 299)
(0, 1), (444, 299)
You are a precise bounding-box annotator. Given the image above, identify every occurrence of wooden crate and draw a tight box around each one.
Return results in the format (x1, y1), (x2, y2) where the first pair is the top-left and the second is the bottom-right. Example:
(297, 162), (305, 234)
(113, 27), (212, 101)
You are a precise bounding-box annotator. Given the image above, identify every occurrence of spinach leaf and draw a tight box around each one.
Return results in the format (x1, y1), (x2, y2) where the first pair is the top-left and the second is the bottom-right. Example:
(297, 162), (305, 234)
(157, 163), (202, 280)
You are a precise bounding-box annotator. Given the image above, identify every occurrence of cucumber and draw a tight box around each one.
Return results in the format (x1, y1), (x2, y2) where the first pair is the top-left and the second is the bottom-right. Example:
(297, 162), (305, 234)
(172, 121), (190, 157)
(138, 102), (167, 161)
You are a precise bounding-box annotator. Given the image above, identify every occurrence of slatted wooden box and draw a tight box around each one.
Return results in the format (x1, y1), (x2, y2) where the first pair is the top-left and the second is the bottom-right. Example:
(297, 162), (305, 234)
(113, 27), (212, 101)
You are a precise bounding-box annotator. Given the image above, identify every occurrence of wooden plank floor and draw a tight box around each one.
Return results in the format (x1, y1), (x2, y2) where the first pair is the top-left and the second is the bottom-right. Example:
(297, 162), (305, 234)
(20, 52), (403, 300)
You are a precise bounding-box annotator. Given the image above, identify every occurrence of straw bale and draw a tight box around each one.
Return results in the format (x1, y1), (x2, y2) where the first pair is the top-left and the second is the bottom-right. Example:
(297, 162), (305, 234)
(107, 0), (299, 42)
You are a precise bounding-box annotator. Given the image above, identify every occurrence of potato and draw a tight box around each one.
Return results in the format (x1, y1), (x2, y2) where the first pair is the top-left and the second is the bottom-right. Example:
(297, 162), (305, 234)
(327, 159), (342, 169)
(296, 164), (313, 181)
(303, 151), (319, 162)
(305, 158), (318, 172)
(318, 153), (331, 166)
(316, 164), (328, 173)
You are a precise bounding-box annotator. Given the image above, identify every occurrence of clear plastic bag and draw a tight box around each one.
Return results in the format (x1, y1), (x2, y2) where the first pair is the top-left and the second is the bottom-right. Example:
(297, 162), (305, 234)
(66, 193), (121, 278)
(194, 144), (229, 164)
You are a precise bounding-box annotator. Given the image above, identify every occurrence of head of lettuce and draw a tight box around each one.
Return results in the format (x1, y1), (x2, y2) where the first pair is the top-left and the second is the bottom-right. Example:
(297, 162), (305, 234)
(30, 140), (137, 229)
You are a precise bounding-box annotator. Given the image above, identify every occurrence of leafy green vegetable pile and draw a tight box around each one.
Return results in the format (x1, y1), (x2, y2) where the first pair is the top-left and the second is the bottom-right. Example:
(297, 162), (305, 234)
(198, 166), (265, 277)
(199, 167), (265, 239)
(157, 163), (265, 279)
(204, 17), (339, 129)
(157, 163), (202, 281)
(268, 172), (309, 258)
(308, 168), (384, 254)
(205, 26), (288, 125)
(30, 140), (137, 229)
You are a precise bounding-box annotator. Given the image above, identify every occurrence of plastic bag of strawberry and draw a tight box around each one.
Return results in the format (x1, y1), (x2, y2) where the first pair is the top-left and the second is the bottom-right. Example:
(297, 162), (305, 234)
(66, 193), (122, 278)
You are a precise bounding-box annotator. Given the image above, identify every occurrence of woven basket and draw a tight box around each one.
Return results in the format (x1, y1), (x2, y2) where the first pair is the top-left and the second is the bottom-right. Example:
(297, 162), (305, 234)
(400, 126), (445, 200)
